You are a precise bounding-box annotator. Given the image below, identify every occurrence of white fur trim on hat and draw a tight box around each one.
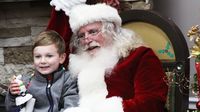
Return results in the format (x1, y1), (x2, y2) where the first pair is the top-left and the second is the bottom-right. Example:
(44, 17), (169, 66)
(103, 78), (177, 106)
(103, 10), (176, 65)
(69, 3), (122, 33)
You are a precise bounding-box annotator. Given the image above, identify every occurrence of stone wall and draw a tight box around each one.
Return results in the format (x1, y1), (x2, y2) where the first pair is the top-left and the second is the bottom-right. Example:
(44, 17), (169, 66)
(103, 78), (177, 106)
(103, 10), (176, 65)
(0, 1), (51, 95)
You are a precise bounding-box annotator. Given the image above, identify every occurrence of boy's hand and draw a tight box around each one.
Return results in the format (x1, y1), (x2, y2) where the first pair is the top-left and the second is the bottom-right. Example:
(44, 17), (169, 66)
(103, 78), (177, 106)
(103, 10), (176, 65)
(8, 76), (20, 95)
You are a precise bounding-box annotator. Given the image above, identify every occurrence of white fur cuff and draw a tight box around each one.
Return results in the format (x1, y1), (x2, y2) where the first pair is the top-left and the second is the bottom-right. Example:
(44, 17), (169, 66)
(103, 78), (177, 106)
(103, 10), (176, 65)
(93, 97), (124, 112)
(63, 107), (91, 112)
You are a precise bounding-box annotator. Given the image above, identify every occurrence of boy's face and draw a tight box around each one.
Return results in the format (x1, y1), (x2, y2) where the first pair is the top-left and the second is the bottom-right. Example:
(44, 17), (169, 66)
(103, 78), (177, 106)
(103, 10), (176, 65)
(33, 44), (66, 75)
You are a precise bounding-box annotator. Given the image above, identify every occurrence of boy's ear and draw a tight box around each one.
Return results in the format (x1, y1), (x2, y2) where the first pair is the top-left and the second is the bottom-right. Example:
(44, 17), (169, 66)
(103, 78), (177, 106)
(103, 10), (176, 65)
(59, 53), (66, 64)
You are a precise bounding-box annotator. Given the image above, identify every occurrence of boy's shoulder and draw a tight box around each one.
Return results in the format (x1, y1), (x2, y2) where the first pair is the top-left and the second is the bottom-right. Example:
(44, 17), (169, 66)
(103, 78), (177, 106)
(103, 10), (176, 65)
(62, 70), (74, 78)
(62, 70), (77, 82)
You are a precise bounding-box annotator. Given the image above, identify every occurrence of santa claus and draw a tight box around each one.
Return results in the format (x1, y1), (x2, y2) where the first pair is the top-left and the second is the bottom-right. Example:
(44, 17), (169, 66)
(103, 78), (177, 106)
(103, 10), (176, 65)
(59, 3), (168, 112)
(47, 0), (120, 67)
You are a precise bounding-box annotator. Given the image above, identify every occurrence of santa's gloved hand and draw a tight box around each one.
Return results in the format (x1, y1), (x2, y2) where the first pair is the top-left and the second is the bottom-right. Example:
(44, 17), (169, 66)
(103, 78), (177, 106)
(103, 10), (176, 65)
(50, 0), (86, 15)
(92, 97), (124, 112)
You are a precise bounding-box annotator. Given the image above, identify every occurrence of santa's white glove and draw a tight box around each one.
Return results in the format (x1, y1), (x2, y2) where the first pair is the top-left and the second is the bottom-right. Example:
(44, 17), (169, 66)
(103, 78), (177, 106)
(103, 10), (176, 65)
(63, 107), (91, 112)
(92, 97), (124, 112)
(50, 0), (86, 15)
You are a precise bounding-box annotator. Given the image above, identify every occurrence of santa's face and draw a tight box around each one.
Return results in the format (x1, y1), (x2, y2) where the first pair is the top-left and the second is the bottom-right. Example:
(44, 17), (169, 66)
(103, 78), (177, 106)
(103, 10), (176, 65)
(77, 22), (113, 55)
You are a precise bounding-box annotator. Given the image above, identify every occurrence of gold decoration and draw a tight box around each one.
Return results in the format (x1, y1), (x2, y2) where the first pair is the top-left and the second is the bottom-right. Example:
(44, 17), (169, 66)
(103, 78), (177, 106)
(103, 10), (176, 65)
(187, 25), (200, 58)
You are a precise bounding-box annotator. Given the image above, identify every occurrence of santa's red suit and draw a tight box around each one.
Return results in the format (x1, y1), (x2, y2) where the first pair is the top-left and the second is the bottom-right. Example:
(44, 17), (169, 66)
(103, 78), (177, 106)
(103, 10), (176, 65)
(67, 46), (168, 112)
(104, 46), (168, 112)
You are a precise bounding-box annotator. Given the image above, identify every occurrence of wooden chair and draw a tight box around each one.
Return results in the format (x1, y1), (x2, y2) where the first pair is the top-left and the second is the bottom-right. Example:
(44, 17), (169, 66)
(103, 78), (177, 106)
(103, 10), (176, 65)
(120, 9), (190, 112)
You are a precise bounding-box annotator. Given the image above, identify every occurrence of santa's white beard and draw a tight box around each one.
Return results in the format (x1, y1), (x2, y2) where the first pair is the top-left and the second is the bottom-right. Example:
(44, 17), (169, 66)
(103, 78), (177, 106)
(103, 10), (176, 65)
(68, 46), (119, 78)
(68, 46), (120, 107)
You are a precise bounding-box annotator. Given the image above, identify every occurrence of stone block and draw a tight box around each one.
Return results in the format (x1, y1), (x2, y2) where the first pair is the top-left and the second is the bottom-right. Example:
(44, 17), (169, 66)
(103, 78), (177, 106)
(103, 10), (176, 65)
(4, 3), (51, 19)
(0, 27), (31, 38)
(4, 46), (33, 64)
(0, 1), (50, 28)
(0, 48), (4, 65)
(0, 36), (33, 47)
(0, 17), (49, 28)
(31, 26), (46, 36)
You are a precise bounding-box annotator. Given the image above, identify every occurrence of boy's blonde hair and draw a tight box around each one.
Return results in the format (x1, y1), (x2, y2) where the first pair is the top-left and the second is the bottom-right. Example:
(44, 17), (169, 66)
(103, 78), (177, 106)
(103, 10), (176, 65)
(33, 30), (66, 55)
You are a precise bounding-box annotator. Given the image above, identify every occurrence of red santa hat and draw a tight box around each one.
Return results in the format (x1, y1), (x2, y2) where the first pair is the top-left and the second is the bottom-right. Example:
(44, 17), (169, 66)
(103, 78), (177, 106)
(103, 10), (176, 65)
(68, 3), (122, 34)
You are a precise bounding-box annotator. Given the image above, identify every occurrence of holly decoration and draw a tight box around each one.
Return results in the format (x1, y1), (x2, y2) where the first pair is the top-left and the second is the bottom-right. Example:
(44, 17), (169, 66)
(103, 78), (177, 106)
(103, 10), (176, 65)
(158, 41), (174, 58)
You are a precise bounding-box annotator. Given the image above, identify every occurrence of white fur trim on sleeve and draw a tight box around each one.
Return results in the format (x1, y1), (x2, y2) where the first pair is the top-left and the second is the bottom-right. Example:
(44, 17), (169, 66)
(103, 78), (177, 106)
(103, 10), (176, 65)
(93, 97), (124, 112)
(63, 107), (91, 112)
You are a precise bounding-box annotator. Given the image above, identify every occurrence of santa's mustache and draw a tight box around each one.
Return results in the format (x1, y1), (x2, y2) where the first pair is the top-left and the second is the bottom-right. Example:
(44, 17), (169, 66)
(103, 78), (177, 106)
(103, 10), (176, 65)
(82, 41), (101, 51)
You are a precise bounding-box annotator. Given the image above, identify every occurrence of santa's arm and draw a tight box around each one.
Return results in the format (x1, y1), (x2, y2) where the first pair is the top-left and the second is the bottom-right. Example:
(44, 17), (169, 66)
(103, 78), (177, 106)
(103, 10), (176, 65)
(94, 48), (168, 112)
(122, 48), (168, 112)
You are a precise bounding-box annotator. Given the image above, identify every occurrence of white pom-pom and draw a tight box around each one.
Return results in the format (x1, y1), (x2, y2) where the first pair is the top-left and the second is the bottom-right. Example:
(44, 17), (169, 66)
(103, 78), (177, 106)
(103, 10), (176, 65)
(50, 0), (86, 15)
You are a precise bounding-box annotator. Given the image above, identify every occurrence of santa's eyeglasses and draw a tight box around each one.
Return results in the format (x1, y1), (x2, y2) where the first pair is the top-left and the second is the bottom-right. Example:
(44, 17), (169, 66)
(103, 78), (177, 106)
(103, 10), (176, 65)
(77, 29), (101, 41)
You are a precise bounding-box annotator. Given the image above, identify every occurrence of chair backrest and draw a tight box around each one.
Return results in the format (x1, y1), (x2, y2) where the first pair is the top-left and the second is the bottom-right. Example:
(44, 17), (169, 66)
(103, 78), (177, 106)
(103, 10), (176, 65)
(120, 10), (190, 112)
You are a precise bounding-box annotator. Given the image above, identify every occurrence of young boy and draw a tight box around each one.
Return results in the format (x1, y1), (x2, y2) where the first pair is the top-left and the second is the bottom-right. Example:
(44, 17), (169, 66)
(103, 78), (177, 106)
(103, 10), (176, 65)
(5, 30), (79, 112)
